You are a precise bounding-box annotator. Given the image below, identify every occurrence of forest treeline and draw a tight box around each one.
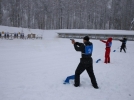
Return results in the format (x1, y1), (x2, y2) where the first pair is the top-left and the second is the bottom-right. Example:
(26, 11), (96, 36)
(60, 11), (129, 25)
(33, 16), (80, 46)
(0, 0), (134, 30)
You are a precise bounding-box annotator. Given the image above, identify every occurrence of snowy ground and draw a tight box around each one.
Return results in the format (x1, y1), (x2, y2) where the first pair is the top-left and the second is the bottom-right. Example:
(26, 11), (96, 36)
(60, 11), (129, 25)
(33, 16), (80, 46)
(0, 26), (134, 100)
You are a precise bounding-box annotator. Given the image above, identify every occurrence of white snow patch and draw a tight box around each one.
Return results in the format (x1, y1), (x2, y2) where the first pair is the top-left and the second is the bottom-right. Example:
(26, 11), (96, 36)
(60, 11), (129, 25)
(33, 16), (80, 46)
(0, 26), (134, 100)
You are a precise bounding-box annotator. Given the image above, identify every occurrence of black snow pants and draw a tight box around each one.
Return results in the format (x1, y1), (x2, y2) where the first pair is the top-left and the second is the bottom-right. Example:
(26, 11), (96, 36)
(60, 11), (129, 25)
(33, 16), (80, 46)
(74, 57), (98, 87)
(120, 46), (126, 53)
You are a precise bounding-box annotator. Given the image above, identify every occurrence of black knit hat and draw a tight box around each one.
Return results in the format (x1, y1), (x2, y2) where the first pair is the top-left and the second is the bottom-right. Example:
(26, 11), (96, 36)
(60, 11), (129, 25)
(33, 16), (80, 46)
(123, 38), (127, 40)
(83, 36), (89, 41)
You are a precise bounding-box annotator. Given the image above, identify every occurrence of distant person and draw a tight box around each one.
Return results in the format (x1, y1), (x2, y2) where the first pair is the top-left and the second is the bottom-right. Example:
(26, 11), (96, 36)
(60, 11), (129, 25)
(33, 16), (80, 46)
(14, 33), (16, 38)
(16, 33), (18, 38)
(22, 33), (24, 39)
(4, 33), (7, 39)
(71, 36), (99, 89)
(7, 32), (9, 39)
(119, 38), (127, 53)
(100, 38), (112, 64)
(0, 32), (1, 38)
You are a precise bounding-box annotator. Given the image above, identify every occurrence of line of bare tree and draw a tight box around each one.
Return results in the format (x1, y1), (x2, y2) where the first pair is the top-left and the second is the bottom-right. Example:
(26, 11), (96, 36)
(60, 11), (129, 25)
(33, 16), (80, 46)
(0, 0), (134, 30)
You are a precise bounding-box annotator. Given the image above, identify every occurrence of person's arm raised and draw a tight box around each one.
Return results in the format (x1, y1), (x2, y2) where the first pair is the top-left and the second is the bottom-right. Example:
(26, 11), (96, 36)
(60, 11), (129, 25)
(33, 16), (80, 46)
(100, 39), (107, 43)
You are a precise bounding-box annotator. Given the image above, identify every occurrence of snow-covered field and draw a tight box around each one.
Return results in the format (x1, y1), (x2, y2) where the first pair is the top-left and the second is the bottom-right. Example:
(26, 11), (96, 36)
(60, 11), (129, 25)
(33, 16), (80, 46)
(0, 26), (134, 100)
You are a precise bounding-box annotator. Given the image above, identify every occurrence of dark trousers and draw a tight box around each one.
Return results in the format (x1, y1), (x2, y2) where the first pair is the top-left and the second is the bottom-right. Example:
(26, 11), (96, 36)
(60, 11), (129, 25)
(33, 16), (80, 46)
(75, 62), (98, 87)
(120, 46), (126, 53)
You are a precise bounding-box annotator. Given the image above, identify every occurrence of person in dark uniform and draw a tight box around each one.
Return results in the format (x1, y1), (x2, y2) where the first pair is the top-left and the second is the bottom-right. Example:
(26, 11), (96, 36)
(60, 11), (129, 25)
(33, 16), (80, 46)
(119, 38), (127, 53)
(71, 36), (98, 89)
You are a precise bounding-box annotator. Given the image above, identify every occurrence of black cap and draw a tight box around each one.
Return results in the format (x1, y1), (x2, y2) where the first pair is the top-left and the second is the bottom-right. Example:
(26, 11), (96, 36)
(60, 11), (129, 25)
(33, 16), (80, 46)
(83, 36), (89, 41)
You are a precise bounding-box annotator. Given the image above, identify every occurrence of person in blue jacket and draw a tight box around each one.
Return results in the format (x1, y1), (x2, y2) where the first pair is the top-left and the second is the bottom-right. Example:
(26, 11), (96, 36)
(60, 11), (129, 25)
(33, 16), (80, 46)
(71, 36), (98, 89)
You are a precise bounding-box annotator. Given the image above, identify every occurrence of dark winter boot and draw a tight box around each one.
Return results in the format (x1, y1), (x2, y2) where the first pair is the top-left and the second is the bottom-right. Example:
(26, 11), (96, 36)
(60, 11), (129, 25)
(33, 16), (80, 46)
(92, 85), (99, 89)
(74, 84), (80, 87)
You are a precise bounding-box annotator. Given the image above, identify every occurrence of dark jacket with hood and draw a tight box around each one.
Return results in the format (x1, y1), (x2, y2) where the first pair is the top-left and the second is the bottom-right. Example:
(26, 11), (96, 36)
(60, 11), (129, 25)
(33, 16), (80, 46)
(74, 41), (93, 64)
(120, 38), (127, 48)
